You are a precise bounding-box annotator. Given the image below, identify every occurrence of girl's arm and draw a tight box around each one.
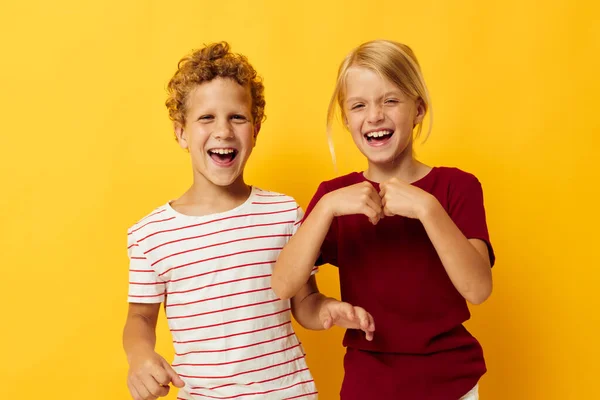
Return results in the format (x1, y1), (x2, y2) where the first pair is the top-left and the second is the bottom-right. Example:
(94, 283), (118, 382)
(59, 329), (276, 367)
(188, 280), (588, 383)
(290, 276), (375, 340)
(380, 177), (493, 304)
(272, 181), (383, 300)
(271, 199), (334, 300)
(419, 202), (492, 304)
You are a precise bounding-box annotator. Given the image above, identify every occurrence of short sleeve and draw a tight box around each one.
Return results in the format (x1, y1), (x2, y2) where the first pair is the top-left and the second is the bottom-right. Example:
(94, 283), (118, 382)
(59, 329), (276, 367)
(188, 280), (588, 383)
(304, 182), (338, 267)
(127, 235), (166, 303)
(448, 174), (495, 266)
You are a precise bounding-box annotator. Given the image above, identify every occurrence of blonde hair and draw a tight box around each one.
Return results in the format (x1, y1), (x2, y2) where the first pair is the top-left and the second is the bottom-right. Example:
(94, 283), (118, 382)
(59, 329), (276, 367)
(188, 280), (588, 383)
(326, 40), (433, 166)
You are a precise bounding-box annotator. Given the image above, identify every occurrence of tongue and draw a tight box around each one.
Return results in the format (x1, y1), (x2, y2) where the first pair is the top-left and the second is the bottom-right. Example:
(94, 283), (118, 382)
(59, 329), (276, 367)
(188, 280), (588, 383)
(210, 153), (234, 163)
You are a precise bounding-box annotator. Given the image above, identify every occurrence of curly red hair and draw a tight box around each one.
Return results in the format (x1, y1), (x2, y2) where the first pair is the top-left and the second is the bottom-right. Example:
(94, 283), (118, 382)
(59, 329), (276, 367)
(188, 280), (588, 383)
(166, 42), (265, 135)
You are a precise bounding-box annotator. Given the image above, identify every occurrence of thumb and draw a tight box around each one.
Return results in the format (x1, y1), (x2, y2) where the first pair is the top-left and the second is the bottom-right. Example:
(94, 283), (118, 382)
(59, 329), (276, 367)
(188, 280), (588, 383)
(320, 306), (333, 330)
(161, 359), (185, 388)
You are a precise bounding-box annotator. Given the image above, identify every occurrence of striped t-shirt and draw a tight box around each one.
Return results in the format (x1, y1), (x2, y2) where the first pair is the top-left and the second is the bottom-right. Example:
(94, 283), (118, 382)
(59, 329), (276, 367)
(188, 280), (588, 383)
(127, 187), (318, 399)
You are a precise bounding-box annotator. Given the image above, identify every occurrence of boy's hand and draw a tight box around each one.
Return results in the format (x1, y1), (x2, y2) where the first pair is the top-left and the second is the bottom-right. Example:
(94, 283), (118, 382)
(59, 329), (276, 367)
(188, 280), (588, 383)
(127, 350), (185, 400)
(322, 182), (383, 225)
(319, 299), (375, 341)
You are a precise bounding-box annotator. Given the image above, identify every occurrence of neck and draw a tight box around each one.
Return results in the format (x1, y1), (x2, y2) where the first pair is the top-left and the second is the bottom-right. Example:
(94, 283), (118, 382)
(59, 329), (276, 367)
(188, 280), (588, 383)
(177, 173), (251, 215)
(364, 146), (429, 183)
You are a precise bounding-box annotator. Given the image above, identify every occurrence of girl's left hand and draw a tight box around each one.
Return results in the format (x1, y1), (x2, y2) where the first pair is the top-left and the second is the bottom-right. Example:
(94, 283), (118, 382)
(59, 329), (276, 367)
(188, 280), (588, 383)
(379, 177), (437, 219)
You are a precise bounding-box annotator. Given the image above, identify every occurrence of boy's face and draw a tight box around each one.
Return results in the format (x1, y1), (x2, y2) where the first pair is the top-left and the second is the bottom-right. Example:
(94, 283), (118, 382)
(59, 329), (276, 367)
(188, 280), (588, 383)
(175, 77), (259, 188)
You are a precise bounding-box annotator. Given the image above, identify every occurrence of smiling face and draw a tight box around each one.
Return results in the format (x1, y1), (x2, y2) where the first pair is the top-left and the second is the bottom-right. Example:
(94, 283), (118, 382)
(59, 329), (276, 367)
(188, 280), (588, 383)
(343, 66), (425, 166)
(174, 77), (259, 189)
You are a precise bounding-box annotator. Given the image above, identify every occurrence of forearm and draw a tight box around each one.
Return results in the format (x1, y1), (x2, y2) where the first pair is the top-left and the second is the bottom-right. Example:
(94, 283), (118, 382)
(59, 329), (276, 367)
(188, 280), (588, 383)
(291, 291), (336, 331)
(272, 200), (333, 299)
(419, 200), (492, 304)
(123, 314), (157, 362)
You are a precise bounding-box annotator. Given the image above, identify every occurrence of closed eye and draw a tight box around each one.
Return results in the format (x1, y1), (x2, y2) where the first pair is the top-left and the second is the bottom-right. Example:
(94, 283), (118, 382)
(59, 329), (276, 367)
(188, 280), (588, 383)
(231, 114), (248, 122)
(198, 115), (214, 121)
(350, 104), (364, 110)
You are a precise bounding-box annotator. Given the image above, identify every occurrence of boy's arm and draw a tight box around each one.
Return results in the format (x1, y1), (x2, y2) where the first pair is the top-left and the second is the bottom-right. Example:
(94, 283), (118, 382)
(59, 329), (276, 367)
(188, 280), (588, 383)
(123, 303), (160, 362)
(123, 303), (184, 400)
(272, 200), (333, 300)
(290, 276), (375, 341)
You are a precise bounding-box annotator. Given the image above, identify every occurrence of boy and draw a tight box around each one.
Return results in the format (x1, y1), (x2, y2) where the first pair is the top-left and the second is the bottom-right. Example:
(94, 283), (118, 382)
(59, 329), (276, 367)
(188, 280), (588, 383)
(122, 42), (374, 400)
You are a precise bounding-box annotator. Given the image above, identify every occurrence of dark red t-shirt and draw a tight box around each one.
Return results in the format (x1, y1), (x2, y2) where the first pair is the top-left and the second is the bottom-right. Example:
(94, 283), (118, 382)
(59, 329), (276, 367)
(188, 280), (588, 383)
(304, 167), (495, 399)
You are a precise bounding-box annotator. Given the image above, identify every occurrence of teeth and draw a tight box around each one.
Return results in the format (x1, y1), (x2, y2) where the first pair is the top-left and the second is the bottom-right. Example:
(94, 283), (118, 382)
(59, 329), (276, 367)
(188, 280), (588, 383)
(210, 148), (235, 154)
(366, 130), (392, 138)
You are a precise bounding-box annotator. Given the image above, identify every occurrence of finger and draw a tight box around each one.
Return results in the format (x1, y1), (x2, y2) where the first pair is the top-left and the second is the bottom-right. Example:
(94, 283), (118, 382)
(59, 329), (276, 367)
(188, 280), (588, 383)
(133, 376), (154, 400)
(128, 379), (142, 400)
(365, 313), (375, 341)
(140, 374), (164, 399)
(383, 204), (394, 217)
(354, 307), (370, 331)
(161, 359), (186, 388)
(340, 302), (355, 321)
(363, 206), (379, 225)
(367, 312), (376, 332)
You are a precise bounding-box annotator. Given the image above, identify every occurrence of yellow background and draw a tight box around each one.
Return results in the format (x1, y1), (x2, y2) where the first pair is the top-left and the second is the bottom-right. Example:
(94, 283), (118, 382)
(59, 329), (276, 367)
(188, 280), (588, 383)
(1, 0), (598, 398)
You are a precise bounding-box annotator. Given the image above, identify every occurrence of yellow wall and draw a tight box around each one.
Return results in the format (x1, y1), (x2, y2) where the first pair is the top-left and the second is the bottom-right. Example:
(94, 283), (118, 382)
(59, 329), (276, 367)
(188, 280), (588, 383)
(1, 0), (598, 398)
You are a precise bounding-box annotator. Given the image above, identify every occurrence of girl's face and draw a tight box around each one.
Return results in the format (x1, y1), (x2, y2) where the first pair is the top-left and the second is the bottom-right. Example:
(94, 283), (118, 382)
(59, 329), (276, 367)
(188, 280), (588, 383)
(343, 66), (425, 166)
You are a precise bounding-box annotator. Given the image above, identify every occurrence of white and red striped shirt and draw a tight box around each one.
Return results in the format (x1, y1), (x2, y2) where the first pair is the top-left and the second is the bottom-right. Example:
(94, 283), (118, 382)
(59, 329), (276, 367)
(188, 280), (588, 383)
(127, 187), (318, 399)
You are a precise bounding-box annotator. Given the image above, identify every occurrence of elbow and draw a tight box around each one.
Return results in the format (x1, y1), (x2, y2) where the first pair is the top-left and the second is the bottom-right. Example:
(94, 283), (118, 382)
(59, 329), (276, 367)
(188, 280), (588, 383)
(465, 283), (493, 305)
(271, 275), (294, 300)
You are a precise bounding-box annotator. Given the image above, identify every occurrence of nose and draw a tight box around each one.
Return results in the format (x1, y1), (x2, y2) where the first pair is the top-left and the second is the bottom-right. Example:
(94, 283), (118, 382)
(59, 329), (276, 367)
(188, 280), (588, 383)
(366, 104), (384, 124)
(213, 119), (234, 140)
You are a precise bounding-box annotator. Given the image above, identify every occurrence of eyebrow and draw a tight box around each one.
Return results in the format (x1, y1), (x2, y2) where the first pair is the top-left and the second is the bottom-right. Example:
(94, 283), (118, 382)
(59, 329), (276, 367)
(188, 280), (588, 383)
(345, 91), (405, 104)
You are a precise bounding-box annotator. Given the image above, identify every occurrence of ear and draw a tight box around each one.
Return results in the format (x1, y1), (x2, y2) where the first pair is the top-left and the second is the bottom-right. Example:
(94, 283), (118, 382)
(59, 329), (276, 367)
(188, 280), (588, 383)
(174, 122), (188, 150)
(253, 122), (261, 145)
(414, 99), (426, 125)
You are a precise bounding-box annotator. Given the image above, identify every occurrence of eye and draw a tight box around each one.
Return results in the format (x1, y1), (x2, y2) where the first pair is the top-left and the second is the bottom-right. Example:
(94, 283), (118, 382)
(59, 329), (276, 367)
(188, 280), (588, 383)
(350, 103), (364, 110)
(198, 115), (214, 121)
(385, 99), (399, 104)
(231, 114), (248, 122)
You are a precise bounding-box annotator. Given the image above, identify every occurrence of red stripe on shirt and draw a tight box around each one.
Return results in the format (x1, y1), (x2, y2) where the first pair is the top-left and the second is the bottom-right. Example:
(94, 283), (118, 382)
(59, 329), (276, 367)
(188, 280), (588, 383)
(129, 292), (165, 298)
(178, 354), (305, 380)
(166, 260), (274, 284)
(159, 248), (283, 276)
(255, 193), (287, 197)
(173, 321), (291, 345)
(166, 274), (271, 296)
(137, 207), (299, 242)
(169, 308), (291, 332)
(166, 287), (271, 308)
(176, 332), (295, 356)
(168, 298), (280, 320)
(251, 200), (296, 205)
(128, 216), (176, 235)
(173, 343), (301, 367)
(129, 281), (164, 286)
(151, 234), (291, 267)
(144, 221), (293, 254)
(189, 379), (314, 399)
(192, 367), (309, 390)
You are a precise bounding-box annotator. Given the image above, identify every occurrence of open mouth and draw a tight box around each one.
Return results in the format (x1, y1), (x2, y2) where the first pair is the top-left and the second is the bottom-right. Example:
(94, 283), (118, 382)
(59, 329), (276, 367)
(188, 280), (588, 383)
(364, 129), (394, 145)
(208, 148), (238, 165)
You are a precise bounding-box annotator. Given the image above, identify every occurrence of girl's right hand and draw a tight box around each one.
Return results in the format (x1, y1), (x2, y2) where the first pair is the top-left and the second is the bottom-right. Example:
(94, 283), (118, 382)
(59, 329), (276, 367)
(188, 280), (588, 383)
(127, 350), (185, 400)
(322, 182), (383, 224)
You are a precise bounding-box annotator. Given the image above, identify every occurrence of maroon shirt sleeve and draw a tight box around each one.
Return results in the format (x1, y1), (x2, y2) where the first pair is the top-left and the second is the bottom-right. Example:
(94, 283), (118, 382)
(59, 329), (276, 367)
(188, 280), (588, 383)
(304, 182), (338, 266)
(447, 173), (495, 266)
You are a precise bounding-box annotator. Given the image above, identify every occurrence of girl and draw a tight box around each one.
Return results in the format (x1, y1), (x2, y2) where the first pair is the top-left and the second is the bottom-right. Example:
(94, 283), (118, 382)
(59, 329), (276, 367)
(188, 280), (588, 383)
(272, 40), (495, 399)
